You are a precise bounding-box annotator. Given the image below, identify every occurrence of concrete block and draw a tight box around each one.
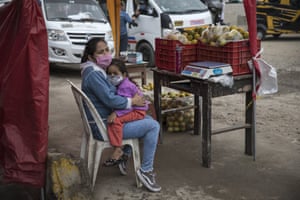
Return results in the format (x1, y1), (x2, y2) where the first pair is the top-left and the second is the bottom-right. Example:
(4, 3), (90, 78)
(46, 151), (93, 200)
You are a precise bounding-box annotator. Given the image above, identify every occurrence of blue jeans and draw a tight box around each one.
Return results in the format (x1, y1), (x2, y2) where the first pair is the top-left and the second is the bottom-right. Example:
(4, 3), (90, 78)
(120, 34), (128, 52)
(91, 115), (159, 172)
(122, 115), (159, 172)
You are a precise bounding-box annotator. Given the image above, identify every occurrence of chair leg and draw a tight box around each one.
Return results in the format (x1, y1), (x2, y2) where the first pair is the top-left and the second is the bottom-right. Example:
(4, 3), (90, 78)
(91, 144), (105, 190)
(131, 140), (142, 188)
(81, 134), (94, 179)
(80, 132), (87, 160)
(87, 140), (95, 177)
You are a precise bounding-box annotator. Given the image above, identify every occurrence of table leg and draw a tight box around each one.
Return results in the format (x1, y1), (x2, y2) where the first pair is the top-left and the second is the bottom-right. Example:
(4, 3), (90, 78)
(142, 68), (147, 85)
(194, 95), (201, 135)
(202, 84), (212, 168)
(153, 73), (162, 143)
(245, 91), (253, 155)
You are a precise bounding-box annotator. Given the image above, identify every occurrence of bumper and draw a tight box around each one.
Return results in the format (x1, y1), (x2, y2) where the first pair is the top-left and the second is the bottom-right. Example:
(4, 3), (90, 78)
(48, 40), (115, 64)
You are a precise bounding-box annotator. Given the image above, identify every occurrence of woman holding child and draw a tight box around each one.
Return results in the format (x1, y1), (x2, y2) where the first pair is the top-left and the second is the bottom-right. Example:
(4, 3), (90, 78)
(80, 37), (161, 192)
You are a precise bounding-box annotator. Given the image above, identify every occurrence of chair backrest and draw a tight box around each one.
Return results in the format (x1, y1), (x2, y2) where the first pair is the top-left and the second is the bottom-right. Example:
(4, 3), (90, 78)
(68, 80), (109, 141)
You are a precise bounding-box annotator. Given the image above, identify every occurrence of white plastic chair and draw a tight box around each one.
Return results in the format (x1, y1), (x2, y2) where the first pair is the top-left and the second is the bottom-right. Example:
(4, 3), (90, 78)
(68, 80), (142, 190)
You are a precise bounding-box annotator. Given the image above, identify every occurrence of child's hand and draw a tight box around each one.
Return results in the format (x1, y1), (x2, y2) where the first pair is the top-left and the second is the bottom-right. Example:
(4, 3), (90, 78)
(108, 112), (117, 123)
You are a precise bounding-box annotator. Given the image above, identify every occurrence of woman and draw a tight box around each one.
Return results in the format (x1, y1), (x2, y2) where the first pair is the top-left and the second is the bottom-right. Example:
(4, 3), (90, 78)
(80, 37), (161, 192)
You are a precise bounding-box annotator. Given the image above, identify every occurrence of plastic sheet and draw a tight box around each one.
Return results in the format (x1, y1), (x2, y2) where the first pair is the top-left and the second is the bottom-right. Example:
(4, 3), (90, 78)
(0, 0), (49, 187)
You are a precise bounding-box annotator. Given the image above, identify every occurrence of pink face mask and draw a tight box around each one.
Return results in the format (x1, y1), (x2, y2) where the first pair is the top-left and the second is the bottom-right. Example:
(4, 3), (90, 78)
(96, 54), (112, 69)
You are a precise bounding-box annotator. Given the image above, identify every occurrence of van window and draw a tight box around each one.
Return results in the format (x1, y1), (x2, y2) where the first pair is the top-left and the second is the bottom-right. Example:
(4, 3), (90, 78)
(154, 0), (207, 13)
(45, 0), (107, 22)
(136, 0), (154, 15)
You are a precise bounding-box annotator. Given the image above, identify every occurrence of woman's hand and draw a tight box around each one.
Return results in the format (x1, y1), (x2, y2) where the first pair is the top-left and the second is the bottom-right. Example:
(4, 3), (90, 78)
(132, 93), (145, 107)
(107, 112), (117, 123)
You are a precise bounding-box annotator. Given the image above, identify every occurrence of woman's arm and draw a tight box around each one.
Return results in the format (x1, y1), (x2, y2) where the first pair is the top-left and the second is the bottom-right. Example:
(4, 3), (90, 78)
(86, 71), (129, 110)
(125, 12), (133, 23)
(86, 71), (145, 110)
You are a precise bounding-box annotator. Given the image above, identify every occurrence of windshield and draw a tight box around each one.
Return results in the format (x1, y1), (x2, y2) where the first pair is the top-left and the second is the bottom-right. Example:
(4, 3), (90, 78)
(154, 0), (208, 13)
(44, 0), (107, 22)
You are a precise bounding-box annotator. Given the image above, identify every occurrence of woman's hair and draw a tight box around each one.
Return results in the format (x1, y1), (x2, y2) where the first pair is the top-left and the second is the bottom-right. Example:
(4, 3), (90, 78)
(108, 58), (138, 86)
(81, 37), (107, 63)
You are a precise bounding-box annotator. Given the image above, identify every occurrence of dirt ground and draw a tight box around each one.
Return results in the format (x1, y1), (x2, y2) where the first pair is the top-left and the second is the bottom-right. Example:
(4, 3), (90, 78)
(1, 3), (300, 200)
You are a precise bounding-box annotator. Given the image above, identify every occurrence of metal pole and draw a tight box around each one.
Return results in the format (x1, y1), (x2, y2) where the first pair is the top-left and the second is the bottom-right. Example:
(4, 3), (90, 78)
(252, 62), (256, 161)
(40, 187), (45, 200)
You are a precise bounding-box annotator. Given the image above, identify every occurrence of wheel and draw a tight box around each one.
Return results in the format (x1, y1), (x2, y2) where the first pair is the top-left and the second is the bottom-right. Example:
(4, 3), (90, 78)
(272, 34), (281, 38)
(257, 28), (266, 40)
(269, 0), (280, 3)
(136, 42), (155, 67)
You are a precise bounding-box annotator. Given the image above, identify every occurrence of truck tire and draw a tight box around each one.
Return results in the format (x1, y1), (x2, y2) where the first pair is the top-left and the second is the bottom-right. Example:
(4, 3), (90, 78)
(272, 34), (281, 38)
(257, 24), (266, 40)
(257, 29), (265, 40)
(137, 42), (155, 67)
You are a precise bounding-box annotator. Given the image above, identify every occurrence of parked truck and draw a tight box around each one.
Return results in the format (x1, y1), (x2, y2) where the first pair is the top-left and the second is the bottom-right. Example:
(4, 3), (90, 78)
(125, 0), (212, 66)
(256, 0), (300, 40)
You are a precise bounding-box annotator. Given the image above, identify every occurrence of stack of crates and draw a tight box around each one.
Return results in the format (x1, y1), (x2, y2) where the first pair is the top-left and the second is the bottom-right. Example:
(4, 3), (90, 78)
(155, 38), (261, 76)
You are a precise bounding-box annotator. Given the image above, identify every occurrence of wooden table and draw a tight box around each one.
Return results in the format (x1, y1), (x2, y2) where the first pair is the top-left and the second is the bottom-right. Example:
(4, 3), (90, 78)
(152, 69), (255, 168)
(126, 62), (148, 85)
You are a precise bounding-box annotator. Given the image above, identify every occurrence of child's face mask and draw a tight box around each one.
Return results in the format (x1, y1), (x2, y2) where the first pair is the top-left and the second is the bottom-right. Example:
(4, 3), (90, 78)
(108, 75), (123, 86)
(96, 54), (112, 69)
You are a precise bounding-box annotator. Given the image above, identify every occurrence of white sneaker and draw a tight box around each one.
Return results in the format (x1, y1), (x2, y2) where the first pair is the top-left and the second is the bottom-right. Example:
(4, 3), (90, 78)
(136, 169), (161, 192)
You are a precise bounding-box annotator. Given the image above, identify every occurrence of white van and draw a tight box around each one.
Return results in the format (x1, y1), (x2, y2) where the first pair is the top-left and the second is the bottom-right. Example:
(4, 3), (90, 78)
(0, 0), (10, 7)
(40, 0), (114, 67)
(126, 0), (212, 66)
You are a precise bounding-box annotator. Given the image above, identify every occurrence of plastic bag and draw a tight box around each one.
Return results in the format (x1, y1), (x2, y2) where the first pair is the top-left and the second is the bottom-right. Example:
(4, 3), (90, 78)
(256, 58), (278, 95)
(248, 49), (278, 96)
(209, 74), (234, 88)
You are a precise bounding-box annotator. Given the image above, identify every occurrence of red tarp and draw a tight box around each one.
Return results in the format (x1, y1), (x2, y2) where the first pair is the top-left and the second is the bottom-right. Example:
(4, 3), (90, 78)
(243, 0), (258, 55)
(243, 0), (261, 95)
(0, 0), (49, 187)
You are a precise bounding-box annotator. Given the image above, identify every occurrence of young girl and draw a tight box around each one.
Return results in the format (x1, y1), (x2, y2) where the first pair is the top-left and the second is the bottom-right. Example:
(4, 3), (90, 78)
(104, 58), (149, 166)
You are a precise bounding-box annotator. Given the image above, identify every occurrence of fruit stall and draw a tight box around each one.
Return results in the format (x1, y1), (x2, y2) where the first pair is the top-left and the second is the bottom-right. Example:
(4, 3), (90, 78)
(142, 23), (260, 134)
(147, 19), (261, 167)
(125, 0), (261, 168)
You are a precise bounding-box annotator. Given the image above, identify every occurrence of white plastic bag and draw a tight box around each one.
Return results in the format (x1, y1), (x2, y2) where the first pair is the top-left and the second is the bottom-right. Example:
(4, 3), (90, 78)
(256, 58), (278, 95)
(209, 74), (234, 88)
(248, 50), (278, 96)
